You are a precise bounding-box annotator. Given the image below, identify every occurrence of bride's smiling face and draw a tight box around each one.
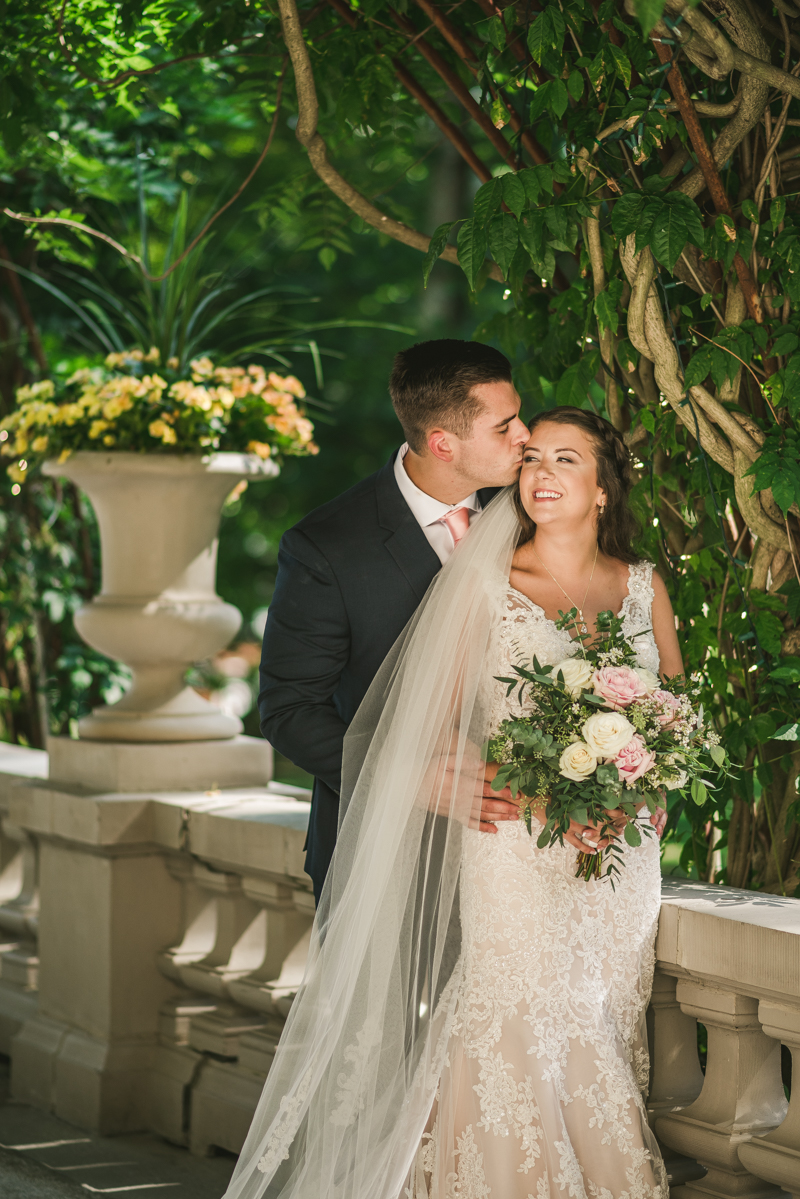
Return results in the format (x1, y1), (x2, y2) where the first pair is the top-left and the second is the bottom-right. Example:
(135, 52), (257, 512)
(518, 423), (606, 528)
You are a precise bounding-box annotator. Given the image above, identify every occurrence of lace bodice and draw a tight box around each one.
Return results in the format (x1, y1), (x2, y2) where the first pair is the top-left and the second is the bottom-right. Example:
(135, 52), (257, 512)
(487, 561), (658, 732)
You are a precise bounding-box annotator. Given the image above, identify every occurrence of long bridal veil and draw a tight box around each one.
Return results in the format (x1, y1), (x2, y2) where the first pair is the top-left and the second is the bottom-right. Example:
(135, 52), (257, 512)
(224, 488), (520, 1199)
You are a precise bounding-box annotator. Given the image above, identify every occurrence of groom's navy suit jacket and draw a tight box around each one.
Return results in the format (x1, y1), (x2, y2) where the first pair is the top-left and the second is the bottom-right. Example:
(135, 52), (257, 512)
(258, 451), (496, 901)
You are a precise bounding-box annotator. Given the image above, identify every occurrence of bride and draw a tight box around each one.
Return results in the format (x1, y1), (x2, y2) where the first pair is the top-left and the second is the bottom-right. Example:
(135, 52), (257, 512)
(224, 407), (683, 1199)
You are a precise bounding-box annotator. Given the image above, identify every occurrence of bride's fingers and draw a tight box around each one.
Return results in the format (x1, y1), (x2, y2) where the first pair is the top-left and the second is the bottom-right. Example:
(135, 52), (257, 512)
(564, 830), (597, 854)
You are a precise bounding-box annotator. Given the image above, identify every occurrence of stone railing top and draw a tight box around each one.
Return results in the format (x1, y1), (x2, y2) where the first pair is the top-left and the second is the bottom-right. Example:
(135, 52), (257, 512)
(657, 877), (800, 1003)
(0, 743), (48, 783)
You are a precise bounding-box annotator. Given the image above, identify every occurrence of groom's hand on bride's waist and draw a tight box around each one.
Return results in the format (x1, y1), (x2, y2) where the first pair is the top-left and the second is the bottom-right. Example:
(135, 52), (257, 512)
(476, 780), (519, 833)
(476, 765), (520, 833)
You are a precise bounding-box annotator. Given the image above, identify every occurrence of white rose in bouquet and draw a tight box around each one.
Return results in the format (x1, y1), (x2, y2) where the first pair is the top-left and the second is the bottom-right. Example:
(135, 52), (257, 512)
(553, 657), (594, 698)
(583, 711), (636, 759)
(559, 741), (598, 781)
(632, 666), (659, 695)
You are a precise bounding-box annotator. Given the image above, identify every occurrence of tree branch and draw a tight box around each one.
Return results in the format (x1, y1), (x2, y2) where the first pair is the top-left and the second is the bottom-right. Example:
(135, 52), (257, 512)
(388, 7), (519, 169)
(651, 36), (763, 323)
(277, 0), (503, 279)
(411, 0), (549, 165)
(325, 0), (492, 183)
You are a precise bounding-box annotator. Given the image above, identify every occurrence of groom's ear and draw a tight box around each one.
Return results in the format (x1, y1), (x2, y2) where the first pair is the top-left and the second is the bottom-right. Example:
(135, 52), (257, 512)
(427, 428), (456, 462)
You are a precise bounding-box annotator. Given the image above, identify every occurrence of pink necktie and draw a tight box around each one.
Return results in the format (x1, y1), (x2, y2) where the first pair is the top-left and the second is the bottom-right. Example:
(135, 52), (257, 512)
(441, 506), (471, 546)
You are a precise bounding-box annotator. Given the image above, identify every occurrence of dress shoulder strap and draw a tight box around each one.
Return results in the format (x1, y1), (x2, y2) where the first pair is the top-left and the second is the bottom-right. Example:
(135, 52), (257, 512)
(623, 560), (655, 626)
(627, 559), (655, 600)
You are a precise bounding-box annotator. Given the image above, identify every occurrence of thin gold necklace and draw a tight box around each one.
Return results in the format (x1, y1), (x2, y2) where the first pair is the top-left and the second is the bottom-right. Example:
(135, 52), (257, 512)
(532, 540), (599, 636)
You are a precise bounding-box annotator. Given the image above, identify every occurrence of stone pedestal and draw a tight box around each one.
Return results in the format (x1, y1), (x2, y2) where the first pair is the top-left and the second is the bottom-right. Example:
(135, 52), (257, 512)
(11, 835), (182, 1132)
(48, 734), (273, 794)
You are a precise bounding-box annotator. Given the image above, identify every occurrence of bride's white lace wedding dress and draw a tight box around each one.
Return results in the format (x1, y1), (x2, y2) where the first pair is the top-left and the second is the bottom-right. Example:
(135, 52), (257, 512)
(410, 561), (667, 1199)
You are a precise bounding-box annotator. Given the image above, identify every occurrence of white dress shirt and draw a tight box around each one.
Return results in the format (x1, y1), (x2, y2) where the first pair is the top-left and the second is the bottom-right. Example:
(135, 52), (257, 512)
(394, 443), (482, 565)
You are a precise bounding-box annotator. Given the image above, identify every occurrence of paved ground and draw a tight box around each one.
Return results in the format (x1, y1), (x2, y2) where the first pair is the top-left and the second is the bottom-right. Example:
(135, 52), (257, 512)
(0, 1058), (236, 1199)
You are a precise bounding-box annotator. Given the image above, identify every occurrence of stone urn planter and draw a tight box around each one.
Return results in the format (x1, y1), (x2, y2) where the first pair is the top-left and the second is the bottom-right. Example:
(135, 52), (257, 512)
(43, 451), (279, 742)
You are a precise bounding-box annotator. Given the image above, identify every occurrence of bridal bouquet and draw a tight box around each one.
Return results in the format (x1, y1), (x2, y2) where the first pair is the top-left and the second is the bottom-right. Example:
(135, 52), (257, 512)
(484, 609), (729, 883)
(1, 348), (318, 487)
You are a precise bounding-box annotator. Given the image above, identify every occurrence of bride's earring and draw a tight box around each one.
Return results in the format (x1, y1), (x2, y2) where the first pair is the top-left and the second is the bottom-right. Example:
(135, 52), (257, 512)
(598, 500), (606, 517)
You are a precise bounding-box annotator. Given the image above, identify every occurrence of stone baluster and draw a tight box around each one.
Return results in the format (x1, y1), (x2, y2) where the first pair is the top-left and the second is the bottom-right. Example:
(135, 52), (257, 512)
(158, 858), (274, 1056)
(157, 869), (314, 1157)
(646, 970), (706, 1188)
(656, 980), (788, 1199)
(0, 818), (39, 1051)
(738, 1001), (800, 1198)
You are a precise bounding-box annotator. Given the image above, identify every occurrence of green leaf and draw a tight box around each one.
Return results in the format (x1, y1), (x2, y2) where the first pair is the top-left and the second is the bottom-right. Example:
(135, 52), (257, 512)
(616, 338), (639, 372)
(774, 722), (800, 741)
(772, 330), (799, 357)
(709, 743), (726, 766)
(529, 81), (552, 123)
(691, 778), (707, 806)
(611, 193), (645, 241)
(550, 78), (569, 119)
(501, 172), (526, 218)
(485, 14), (506, 52)
(527, 9), (565, 64)
(640, 408), (655, 434)
(457, 219), (488, 290)
(784, 356), (800, 421)
(556, 351), (600, 407)
(594, 286), (620, 336)
(742, 199), (759, 223)
(624, 822), (642, 847)
(536, 826), (551, 849)
(473, 179), (502, 228)
(519, 209), (545, 262)
(488, 213), (520, 279)
(634, 0), (667, 34)
(544, 205), (577, 252)
(607, 43), (631, 88)
(422, 221), (455, 288)
(669, 193), (705, 248)
(527, 14), (548, 64)
(587, 50), (605, 95)
(567, 70), (583, 100)
(771, 466), (800, 516)
(771, 196), (786, 226)
(318, 246), (337, 271)
(651, 206), (691, 269)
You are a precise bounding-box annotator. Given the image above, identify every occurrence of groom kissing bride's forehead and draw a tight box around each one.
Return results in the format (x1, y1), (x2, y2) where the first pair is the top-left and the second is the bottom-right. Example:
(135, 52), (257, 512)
(258, 338), (528, 902)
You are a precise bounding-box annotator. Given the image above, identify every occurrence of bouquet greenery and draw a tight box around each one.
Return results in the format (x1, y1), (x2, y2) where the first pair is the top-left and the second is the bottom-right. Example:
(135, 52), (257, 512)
(484, 609), (730, 884)
(0, 348), (319, 487)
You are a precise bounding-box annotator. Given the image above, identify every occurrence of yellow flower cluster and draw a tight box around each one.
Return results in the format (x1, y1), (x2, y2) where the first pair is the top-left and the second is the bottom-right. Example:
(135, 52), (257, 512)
(0, 348), (318, 487)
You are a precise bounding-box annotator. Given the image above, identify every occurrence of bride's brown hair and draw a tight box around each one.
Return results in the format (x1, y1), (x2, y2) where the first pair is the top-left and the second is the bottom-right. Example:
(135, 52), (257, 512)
(513, 406), (642, 564)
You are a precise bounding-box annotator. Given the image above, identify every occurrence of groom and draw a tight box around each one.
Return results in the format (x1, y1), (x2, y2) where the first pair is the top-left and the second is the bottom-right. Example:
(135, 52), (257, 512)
(259, 339), (528, 902)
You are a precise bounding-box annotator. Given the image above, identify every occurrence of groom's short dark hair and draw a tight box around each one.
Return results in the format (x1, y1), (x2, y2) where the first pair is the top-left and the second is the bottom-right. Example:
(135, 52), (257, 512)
(389, 339), (512, 454)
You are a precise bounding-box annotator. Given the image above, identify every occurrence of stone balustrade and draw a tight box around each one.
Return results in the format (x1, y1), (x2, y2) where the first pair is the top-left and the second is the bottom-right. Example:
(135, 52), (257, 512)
(0, 742), (799, 1197)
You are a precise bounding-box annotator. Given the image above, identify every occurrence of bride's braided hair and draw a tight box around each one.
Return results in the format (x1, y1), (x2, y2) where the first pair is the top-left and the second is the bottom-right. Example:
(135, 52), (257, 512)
(513, 406), (642, 564)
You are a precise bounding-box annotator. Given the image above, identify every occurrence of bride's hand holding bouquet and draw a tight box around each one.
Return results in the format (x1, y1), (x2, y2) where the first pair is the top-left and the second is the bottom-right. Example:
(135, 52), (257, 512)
(484, 607), (730, 883)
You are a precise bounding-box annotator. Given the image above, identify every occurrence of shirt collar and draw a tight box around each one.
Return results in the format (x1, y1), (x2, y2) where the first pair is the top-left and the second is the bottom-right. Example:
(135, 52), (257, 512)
(394, 444), (481, 527)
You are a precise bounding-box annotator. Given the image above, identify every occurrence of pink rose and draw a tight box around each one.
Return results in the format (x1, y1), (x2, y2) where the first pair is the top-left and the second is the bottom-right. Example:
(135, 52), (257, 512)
(614, 734), (657, 785)
(652, 689), (683, 727)
(592, 665), (648, 710)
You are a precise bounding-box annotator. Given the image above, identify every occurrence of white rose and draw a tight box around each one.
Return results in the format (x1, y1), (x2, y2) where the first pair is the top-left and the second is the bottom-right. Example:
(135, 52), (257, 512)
(582, 711), (636, 759)
(633, 666), (659, 695)
(553, 657), (594, 698)
(559, 741), (598, 782)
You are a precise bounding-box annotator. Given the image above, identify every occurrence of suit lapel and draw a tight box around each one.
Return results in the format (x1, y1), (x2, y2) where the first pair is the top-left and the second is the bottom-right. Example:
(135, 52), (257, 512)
(376, 455), (441, 603)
